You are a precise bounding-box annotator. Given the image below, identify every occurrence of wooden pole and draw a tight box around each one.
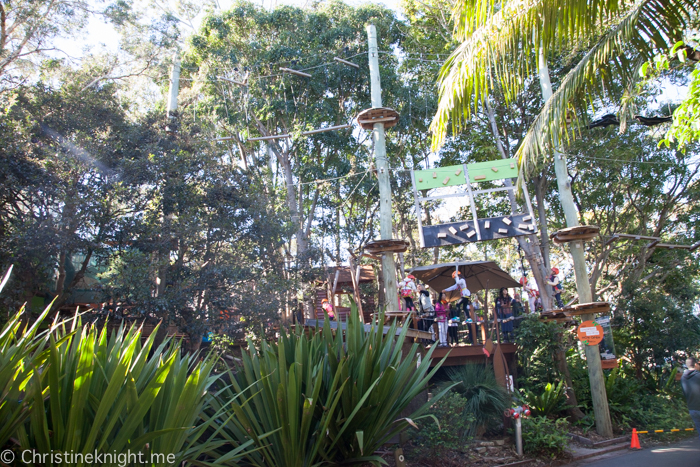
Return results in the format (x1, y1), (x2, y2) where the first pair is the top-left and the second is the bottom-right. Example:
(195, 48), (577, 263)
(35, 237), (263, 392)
(279, 67), (312, 78)
(301, 124), (352, 135)
(367, 24), (399, 312)
(538, 48), (612, 437)
(334, 57), (360, 68)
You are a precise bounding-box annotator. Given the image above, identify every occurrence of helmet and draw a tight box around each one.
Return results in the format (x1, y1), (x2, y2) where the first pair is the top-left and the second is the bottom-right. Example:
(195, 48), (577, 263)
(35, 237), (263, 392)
(407, 274), (415, 280)
(551, 267), (559, 274)
(519, 276), (527, 285)
(322, 298), (329, 303)
(452, 270), (461, 279)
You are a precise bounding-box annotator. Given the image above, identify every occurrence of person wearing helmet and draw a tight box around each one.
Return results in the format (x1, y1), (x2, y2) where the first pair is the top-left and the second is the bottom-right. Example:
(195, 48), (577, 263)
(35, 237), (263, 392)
(547, 267), (564, 308)
(321, 298), (335, 321)
(399, 274), (418, 312)
(443, 271), (472, 341)
(520, 276), (538, 314)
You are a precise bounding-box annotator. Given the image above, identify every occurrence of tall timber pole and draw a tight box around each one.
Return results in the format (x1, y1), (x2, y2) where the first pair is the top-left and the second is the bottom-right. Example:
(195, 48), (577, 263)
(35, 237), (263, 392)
(367, 24), (398, 311)
(538, 49), (612, 437)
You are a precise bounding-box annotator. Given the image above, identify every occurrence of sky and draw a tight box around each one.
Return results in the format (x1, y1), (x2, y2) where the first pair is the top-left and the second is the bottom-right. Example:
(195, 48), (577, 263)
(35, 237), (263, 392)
(54, 0), (402, 59)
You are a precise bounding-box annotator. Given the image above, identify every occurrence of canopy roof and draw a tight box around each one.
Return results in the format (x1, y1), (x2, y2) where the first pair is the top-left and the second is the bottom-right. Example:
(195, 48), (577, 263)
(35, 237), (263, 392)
(409, 261), (520, 301)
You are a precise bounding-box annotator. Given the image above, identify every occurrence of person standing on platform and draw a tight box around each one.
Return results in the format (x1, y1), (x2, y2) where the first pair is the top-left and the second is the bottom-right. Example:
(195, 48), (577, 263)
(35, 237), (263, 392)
(399, 275), (418, 312)
(495, 288), (514, 342)
(435, 292), (449, 347)
(521, 276), (537, 313)
(512, 293), (524, 333)
(418, 284), (435, 343)
(682, 357), (700, 438)
(547, 267), (565, 308)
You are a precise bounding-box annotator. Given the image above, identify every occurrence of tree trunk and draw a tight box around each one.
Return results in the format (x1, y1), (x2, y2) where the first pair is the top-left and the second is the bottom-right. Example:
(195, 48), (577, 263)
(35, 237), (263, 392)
(484, 100), (553, 311)
(537, 46), (612, 437)
(420, 189), (439, 264)
(555, 334), (586, 421)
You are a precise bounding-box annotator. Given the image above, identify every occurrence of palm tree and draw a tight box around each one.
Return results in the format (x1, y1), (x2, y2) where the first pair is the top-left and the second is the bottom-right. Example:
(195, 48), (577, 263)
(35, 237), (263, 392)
(430, 0), (698, 175)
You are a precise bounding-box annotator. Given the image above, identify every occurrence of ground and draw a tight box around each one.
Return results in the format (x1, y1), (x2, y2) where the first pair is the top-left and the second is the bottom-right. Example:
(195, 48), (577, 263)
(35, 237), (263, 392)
(567, 436), (700, 466)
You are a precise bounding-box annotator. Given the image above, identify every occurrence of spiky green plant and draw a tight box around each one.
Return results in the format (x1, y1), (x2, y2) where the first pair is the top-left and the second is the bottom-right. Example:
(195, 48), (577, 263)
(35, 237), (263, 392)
(441, 363), (511, 437)
(0, 265), (65, 450)
(522, 380), (568, 417)
(15, 319), (251, 466)
(207, 307), (451, 466)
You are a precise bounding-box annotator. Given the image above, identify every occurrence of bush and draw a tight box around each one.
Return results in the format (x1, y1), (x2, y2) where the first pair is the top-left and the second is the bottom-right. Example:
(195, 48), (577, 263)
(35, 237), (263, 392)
(15, 321), (233, 466)
(521, 380), (568, 417)
(441, 363), (511, 437)
(521, 416), (569, 457)
(413, 392), (475, 454)
(208, 308), (449, 466)
(514, 315), (563, 393)
(0, 266), (55, 450)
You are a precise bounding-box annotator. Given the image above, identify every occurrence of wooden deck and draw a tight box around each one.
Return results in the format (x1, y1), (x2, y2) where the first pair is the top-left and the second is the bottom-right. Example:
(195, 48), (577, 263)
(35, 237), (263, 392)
(426, 343), (517, 367)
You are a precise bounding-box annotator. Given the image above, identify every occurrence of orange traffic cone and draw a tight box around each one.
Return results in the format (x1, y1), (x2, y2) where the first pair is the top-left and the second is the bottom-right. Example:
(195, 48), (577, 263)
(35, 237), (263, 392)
(630, 428), (641, 449)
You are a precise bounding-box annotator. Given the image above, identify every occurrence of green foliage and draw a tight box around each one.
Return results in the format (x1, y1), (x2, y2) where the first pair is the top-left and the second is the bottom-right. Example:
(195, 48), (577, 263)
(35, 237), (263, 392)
(613, 289), (700, 375)
(514, 315), (563, 392)
(441, 363), (511, 437)
(639, 36), (700, 151)
(412, 392), (474, 455)
(521, 416), (569, 458)
(521, 381), (568, 417)
(0, 266), (60, 449)
(207, 308), (449, 466)
(15, 320), (233, 466)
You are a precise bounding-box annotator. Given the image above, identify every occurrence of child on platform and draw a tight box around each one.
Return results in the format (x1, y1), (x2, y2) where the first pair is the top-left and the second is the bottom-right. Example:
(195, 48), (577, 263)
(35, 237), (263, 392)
(435, 292), (449, 347)
(399, 275), (418, 312)
(418, 285), (435, 342)
(547, 267), (565, 308)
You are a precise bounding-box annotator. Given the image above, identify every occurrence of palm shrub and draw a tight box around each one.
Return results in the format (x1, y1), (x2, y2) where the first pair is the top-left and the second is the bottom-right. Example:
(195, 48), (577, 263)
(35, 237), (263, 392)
(0, 266), (63, 450)
(521, 380), (568, 417)
(441, 363), (511, 437)
(16, 320), (243, 466)
(207, 307), (451, 466)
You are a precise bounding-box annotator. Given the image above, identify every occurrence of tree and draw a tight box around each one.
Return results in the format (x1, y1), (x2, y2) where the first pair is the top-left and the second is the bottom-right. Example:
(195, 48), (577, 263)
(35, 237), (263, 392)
(186, 0), (407, 317)
(430, 0), (697, 173)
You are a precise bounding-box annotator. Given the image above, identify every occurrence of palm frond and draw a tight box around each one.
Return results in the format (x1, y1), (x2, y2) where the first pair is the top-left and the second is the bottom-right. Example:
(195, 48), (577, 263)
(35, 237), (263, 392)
(431, 0), (696, 159)
(516, 2), (648, 178)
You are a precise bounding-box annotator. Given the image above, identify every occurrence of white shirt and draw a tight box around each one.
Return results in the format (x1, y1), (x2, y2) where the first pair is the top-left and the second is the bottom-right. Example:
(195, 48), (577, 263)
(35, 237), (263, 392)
(399, 278), (417, 293)
(444, 277), (471, 297)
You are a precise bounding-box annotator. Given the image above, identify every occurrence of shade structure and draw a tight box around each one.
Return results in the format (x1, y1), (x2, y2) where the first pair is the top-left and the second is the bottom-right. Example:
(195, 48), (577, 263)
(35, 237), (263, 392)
(409, 261), (521, 302)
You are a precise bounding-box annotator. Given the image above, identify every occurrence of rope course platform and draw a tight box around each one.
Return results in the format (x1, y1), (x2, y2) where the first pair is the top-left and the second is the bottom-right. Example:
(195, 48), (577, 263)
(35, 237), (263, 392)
(364, 239), (410, 254)
(563, 301), (611, 316)
(550, 225), (600, 244)
(538, 312), (576, 324)
(410, 158), (537, 248)
(356, 107), (399, 130)
(538, 302), (611, 323)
